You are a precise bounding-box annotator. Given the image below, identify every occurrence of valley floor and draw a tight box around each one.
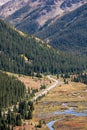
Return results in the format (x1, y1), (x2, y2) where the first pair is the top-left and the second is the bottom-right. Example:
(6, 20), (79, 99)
(33, 80), (87, 130)
(13, 75), (87, 130)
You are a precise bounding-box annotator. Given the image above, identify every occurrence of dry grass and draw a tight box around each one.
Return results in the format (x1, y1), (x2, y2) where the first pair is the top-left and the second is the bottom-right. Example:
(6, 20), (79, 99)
(53, 116), (87, 130)
(6, 72), (53, 90)
(33, 81), (87, 130)
(18, 75), (53, 90)
(44, 82), (87, 103)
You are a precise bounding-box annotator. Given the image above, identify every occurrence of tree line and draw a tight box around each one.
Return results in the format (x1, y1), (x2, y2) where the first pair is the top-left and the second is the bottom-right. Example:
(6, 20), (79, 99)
(72, 73), (87, 84)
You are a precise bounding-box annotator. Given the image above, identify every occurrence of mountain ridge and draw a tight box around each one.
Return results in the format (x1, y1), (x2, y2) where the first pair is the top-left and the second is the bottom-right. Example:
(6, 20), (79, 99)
(35, 3), (87, 54)
(0, 0), (10, 6)
(0, 0), (86, 31)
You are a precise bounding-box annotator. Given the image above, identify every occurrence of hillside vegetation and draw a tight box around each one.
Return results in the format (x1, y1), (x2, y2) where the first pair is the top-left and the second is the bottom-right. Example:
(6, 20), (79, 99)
(0, 71), (25, 108)
(0, 19), (87, 75)
(0, 71), (35, 130)
(72, 73), (87, 84)
(36, 4), (87, 54)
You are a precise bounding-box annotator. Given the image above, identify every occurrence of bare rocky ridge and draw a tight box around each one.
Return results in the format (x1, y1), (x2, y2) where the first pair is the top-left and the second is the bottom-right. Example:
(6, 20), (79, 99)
(0, 0), (11, 6)
(0, 0), (86, 28)
(0, 0), (30, 18)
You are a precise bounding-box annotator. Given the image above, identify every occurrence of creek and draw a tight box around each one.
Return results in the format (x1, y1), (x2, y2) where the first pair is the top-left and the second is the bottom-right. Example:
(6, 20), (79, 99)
(46, 107), (87, 130)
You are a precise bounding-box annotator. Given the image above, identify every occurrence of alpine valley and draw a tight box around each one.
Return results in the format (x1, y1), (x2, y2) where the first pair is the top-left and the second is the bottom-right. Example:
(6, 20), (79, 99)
(0, 1), (87, 130)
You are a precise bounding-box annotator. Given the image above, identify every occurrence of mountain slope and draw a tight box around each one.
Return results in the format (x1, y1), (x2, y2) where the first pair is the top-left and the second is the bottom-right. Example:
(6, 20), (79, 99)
(3, 1), (87, 55)
(0, 0), (86, 34)
(0, 0), (10, 6)
(0, 19), (87, 74)
(0, 0), (29, 18)
(36, 4), (87, 54)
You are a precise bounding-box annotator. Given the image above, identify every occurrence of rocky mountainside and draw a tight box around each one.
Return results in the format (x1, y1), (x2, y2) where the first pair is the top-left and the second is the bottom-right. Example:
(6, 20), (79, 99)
(0, 0), (10, 6)
(0, 0), (30, 18)
(0, 0), (86, 33)
(36, 4), (87, 54)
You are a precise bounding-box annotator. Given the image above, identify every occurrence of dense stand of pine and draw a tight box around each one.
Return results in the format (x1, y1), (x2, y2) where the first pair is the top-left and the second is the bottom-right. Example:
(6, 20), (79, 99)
(0, 71), (25, 108)
(0, 19), (87, 75)
(0, 71), (34, 130)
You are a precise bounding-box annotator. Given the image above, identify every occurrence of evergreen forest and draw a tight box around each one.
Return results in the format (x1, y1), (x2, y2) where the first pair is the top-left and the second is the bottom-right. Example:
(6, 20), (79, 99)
(0, 19), (87, 75)
(0, 71), (25, 108)
(0, 71), (34, 130)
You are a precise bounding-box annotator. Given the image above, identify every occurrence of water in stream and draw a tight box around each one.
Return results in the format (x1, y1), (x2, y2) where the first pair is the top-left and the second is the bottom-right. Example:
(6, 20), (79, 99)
(47, 120), (57, 130)
(46, 108), (87, 130)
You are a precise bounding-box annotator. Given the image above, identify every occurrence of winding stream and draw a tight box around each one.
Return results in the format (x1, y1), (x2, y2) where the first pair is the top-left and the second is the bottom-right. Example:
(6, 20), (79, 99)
(46, 120), (57, 130)
(46, 108), (87, 130)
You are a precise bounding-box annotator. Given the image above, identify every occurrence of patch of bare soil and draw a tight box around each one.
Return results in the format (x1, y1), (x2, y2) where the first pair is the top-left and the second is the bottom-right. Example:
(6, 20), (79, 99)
(14, 122), (49, 130)
(14, 125), (35, 130)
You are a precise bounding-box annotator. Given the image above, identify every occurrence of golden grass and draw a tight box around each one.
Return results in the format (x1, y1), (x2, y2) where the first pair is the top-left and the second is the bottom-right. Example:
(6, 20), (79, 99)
(53, 116), (87, 130)
(33, 81), (87, 121)
(18, 75), (54, 90)
(6, 72), (53, 90)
